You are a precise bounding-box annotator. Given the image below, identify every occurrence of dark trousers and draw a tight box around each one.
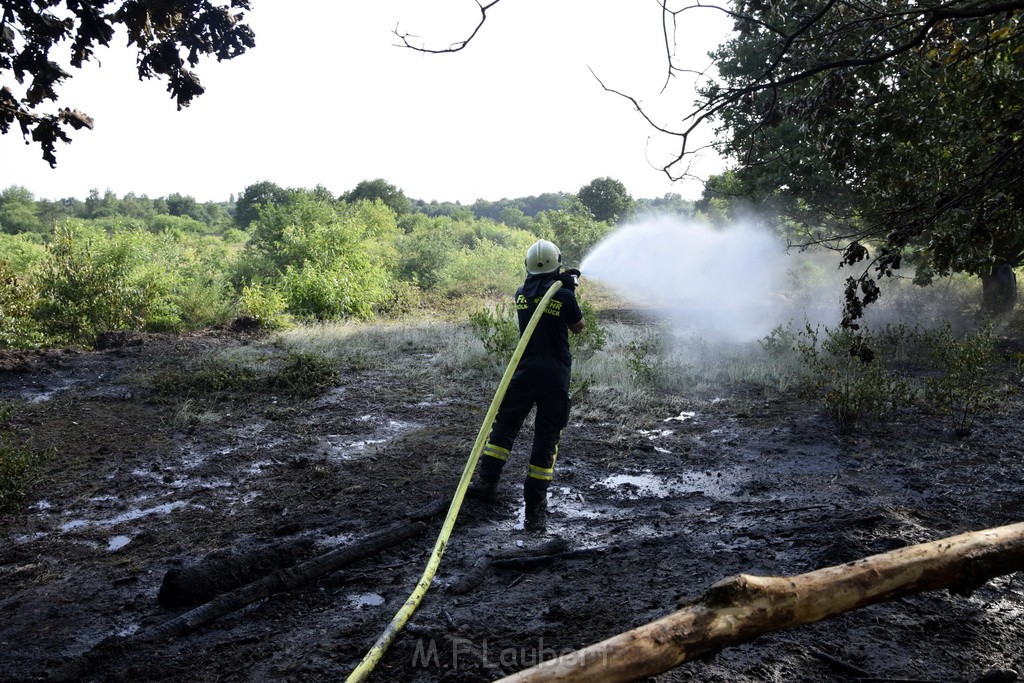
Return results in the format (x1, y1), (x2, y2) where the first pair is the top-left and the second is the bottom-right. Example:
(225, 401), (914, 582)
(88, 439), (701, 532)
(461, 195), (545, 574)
(479, 361), (571, 500)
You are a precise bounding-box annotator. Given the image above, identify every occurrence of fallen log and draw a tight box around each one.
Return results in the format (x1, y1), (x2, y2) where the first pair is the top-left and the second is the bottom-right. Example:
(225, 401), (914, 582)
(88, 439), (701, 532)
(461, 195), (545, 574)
(149, 519), (427, 640)
(449, 538), (569, 594)
(158, 537), (315, 608)
(496, 521), (1024, 683)
(49, 519), (427, 682)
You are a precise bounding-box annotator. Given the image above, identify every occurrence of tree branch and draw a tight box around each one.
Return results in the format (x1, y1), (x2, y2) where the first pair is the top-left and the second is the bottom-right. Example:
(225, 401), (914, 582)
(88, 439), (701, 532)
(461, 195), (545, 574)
(394, 0), (504, 53)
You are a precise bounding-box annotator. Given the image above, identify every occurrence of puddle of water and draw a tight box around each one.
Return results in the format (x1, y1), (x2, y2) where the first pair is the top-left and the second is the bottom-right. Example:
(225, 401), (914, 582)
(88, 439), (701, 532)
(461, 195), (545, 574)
(318, 533), (354, 548)
(638, 428), (674, 440)
(244, 459), (275, 475)
(322, 419), (419, 460)
(107, 535), (131, 551)
(593, 471), (736, 500)
(196, 478), (234, 490)
(234, 421), (268, 439)
(665, 411), (697, 422)
(33, 500), (52, 511)
(348, 592), (385, 608)
(12, 532), (48, 544)
(115, 623), (140, 637)
(60, 500), (188, 532)
(557, 497), (628, 521)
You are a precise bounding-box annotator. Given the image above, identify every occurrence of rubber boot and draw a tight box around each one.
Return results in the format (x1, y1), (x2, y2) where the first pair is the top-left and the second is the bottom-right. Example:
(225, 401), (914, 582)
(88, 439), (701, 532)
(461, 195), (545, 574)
(466, 457), (503, 503)
(523, 478), (549, 532)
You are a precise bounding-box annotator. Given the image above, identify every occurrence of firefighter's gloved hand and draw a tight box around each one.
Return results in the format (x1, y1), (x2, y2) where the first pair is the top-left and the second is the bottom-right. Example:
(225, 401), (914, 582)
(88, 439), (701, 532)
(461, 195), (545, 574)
(559, 268), (581, 291)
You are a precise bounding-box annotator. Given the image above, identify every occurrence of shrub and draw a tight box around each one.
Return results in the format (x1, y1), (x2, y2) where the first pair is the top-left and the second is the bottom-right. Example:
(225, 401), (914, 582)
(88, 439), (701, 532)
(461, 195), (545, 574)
(921, 322), (999, 436)
(267, 351), (340, 397)
(0, 233), (46, 272)
(34, 223), (157, 346)
(0, 404), (45, 512)
(792, 324), (914, 432)
(239, 283), (292, 330)
(0, 260), (46, 349)
(244, 194), (401, 320)
(469, 302), (519, 363)
(176, 273), (237, 329)
(624, 328), (662, 387)
(570, 297), (607, 363)
(278, 263), (388, 320)
(154, 350), (338, 399)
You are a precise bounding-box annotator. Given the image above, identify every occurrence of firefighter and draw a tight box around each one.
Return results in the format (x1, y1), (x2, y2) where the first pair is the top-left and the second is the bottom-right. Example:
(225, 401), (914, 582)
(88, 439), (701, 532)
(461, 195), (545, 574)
(467, 239), (585, 532)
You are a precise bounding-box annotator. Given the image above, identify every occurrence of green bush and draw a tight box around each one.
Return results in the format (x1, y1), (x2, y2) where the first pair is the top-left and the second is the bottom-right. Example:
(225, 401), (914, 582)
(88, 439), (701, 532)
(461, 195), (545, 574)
(921, 322), (999, 436)
(34, 223), (160, 345)
(239, 282), (292, 330)
(437, 237), (534, 297)
(570, 297), (607, 362)
(0, 233), (46, 272)
(469, 302), (520, 362)
(0, 260), (46, 349)
(154, 356), (262, 395)
(176, 273), (237, 329)
(32, 223), (245, 343)
(267, 351), (340, 397)
(793, 324), (914, 432)
(244, 193), (401, 320)
(624, 328), (662, 387)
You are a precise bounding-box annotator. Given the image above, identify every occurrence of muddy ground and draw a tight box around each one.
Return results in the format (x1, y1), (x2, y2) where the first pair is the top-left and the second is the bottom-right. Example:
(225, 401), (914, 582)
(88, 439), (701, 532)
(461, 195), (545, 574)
(0, 319), (1022, 683)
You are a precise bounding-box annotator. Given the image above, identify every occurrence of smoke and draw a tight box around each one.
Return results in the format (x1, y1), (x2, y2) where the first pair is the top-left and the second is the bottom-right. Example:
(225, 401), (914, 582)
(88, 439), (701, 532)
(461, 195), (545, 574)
(579, 216), (842, 341)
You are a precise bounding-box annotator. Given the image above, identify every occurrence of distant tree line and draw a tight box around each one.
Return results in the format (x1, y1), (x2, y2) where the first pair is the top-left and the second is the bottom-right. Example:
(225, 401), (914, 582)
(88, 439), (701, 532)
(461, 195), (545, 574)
(2, 177), (697, 238)
(0, 175), (699, 349)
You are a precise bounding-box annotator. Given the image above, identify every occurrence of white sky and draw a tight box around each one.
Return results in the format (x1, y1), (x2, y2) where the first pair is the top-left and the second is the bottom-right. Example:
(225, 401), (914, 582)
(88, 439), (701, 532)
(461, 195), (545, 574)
(1, 1), (732, 204)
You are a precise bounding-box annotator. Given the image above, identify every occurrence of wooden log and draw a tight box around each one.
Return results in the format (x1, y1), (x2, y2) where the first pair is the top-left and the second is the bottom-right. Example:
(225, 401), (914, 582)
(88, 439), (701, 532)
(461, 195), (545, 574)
(49, 520), (428, 682)
(158, 537), (315, 608)
(150, 519), (427, 640)
(449, 538), (570, 594)
(496, 521), (1024, 683)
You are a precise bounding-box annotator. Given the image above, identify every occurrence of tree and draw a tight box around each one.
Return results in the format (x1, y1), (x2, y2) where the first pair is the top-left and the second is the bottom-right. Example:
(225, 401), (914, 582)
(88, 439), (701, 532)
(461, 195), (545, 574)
(0, 185), (42, 234)
(165, 193), (206, 223)
(534, 197), (611, 266)
(577, 176), (634, 224)
(634, 193), (696, 219)
(234, 181), (293, 229)
(675, 0), (1024, 322)
(1, 1), (254, 166)
(341, 178), (411, 216)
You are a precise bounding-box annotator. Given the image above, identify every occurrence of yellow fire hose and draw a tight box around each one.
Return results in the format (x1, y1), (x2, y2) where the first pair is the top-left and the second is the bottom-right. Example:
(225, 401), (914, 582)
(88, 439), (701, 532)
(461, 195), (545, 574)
(345, 280), (564, 683)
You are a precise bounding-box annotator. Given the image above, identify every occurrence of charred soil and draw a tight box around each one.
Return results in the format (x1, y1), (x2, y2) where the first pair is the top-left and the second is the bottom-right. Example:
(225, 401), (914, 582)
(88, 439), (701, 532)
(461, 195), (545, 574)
(1, 325), (1022, 682)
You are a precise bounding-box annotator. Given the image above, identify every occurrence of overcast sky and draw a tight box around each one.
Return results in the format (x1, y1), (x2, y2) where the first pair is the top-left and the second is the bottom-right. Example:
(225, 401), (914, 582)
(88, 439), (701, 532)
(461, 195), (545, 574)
(2, 1), (732, 204)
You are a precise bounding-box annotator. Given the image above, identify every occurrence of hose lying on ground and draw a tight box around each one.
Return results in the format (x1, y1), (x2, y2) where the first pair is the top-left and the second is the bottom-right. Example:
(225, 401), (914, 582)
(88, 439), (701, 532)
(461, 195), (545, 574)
(345, 280), (564, 683)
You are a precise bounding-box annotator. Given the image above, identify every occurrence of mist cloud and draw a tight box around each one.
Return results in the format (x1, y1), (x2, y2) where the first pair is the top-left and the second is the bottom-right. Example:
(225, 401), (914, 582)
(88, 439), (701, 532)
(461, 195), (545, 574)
(580, 216), (835, 341)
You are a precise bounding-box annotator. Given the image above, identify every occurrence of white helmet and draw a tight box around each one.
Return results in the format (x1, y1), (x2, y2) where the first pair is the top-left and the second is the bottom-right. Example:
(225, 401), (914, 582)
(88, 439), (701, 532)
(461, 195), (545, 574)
(525, 239), (562, 275)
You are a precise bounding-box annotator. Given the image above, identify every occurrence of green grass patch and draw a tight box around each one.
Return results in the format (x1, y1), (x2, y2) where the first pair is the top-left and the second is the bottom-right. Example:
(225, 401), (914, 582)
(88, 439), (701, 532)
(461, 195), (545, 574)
(0, 404), (47, 512)
(153, 349), (340, 399)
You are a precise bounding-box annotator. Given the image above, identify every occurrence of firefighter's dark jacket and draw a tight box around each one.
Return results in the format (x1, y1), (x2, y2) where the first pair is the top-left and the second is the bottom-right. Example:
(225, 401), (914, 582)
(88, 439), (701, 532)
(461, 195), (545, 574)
(515, 272), (584, 369)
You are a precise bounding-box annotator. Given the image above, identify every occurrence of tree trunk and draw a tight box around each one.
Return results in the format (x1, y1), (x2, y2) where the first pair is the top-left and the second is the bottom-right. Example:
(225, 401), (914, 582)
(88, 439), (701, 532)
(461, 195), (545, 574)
(496, 521), (1024, 683)
(980, 263), (1017, 315)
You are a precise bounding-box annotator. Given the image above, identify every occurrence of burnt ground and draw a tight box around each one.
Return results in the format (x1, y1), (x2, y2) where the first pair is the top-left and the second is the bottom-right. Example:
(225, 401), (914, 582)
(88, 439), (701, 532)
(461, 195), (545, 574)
(0, 323), (1022, 683)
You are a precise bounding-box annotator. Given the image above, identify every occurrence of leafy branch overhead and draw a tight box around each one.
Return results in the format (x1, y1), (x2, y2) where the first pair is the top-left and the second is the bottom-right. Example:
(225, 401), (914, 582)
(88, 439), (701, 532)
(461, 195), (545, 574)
(0, 1), (254, 166)
(682, 0), (1024, 326)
